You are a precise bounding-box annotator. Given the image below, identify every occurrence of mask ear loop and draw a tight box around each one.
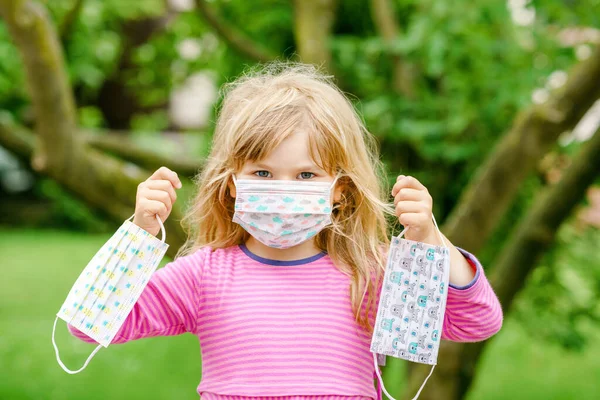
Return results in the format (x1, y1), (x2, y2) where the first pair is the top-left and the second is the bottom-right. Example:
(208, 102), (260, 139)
(372, 352), (436, 400)
(330, 171), (342, 188)
(126, 213), (166, 243)
(397, 213), (447, 248)
(52, 316), (103, 374)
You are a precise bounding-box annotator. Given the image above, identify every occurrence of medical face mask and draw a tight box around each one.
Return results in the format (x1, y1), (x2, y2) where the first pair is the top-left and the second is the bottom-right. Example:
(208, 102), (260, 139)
(51, 213), (169, 374)
(231, 173), (340, 249)
(371, 214), (450, 400)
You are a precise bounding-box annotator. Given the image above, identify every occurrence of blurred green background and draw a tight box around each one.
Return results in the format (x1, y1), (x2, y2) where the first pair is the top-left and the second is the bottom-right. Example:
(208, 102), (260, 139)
(1, 0), (599, 399)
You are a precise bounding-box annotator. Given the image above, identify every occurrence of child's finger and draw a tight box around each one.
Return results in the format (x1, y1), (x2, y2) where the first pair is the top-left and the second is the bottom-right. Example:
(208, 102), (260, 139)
(149, 166), (182, 189)
(144, 180), (177, 206)
(394, 200), (425, 216)
(143, 199), (169, 221)
(393, 188), (423, 205)
(144, 189), (173, 212)
(398, 212), (427, 228)
(392, 175), (427, 196)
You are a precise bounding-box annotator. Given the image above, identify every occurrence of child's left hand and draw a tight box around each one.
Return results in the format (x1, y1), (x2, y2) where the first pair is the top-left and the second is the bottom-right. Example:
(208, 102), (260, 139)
(392, 174), (437, 243)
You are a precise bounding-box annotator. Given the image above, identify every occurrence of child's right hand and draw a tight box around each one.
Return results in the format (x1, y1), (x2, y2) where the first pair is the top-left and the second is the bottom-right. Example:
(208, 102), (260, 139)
(132, 166), (182, 237)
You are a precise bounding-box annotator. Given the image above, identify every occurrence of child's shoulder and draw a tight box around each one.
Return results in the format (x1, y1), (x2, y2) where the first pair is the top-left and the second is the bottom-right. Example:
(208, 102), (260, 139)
(164, 245), (239, 282)
(177, 244), (240, 269)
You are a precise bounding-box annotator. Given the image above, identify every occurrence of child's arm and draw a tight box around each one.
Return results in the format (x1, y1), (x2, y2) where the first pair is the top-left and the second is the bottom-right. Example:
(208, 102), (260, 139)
(67, 249), (207, 344)
(441, 247), (503, 342)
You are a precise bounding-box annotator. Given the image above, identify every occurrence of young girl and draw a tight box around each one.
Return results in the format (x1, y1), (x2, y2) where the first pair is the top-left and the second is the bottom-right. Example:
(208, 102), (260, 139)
(68, 63), (503, 399)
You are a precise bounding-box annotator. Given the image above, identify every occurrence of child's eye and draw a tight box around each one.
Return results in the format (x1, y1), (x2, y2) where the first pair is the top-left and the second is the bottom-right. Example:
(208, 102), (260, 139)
(298, 172), (315, 180)
(254, 170), (271, 178)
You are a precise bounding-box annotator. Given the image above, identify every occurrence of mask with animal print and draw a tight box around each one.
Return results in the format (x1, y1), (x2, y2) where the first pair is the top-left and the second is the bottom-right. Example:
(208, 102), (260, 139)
(370, 214), (450, 400)
(231, 173), (340, 249)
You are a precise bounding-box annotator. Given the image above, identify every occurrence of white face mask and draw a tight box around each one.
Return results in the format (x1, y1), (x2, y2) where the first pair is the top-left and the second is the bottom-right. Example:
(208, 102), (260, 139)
(52, 213), (169, 374)
(231, 173), (340, 249)
(371, 214), (450, 400)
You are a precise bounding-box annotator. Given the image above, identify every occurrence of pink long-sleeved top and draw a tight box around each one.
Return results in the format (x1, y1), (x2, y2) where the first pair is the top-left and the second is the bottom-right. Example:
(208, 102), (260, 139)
(68, 243), (503, 400)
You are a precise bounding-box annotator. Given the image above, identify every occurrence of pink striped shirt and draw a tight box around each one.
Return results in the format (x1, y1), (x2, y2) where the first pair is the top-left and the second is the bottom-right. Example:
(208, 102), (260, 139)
(68, 243), (503, 399)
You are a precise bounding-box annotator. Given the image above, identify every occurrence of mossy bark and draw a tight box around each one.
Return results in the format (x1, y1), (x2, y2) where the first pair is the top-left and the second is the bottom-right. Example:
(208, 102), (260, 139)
(444, 47), (600, 254)
(0, 1), (186, 257)
(293, 0), (339, 71)
(195, 0), (277, 63)
(405, 124), (600, 400)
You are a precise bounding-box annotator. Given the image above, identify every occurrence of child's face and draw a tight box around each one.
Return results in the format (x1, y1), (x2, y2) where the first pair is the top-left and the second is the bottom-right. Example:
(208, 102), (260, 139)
(229, 129), (343, 203)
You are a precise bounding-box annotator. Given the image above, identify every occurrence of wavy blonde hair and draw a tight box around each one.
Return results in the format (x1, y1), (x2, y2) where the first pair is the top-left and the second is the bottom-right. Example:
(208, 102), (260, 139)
(177, 62), (395, 336)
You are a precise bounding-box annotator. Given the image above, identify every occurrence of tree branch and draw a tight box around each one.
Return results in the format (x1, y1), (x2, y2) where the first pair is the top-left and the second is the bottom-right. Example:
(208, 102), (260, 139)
(405, 125), (600, 400)
(194, 0), (277, 63)
(97, 12), (175, 129)
(369, 0), (416, 97)
(0, 0), (80, 176)
(59, 0), (84, 44)
(0, 120), (188, 256)
(292, 0), (339, 71)
(0, 1), (186, 257)
(84, 131), (204, 177)
(444, 46), (600, 254)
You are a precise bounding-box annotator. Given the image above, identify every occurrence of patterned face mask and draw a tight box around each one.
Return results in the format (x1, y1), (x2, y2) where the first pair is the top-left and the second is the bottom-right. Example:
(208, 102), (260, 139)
(231, 173), (340, 249)
(51, 213), (169, 374)
(371, 214), (450, 400)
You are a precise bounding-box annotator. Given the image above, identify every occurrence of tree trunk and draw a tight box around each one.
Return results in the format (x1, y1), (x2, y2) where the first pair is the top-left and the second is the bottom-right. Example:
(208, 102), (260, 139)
(84, 131), (204, 178)
(402, 52), (600, 397)
(96, 14), (174, 129)
(0, 0), (80, 178)
(443, 47), (600, 254)
(293, 0), (339, 71)
(405, 125), (600, 400)
(0, 1), (187, 257)
(195, 0), (277, 63)
(369, 0), (416, 98)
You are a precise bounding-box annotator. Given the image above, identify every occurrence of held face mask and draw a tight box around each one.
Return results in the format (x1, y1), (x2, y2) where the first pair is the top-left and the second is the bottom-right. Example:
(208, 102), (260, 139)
(371, 214), (450, 400)
(231, 173), (340, 249)
(52, 213), (169, 374)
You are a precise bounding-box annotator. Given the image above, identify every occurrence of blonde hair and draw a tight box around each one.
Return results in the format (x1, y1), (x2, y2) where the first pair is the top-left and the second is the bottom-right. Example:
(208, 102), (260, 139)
(177, 62), (395, 336)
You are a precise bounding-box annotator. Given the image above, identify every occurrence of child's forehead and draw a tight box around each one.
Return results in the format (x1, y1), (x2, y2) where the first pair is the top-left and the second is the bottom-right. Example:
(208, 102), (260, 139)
(241, 129), (330, 171)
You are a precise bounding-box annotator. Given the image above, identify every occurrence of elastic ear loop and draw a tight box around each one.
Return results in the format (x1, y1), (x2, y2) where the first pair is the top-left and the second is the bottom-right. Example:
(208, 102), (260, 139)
(126, 212), (167, 242)
(373, 353), (436, 400)
(52, 213), (166, 374)
(373, 212), (446, 399)
(397, 213), (447, 248)
(52, 316), (103, 374)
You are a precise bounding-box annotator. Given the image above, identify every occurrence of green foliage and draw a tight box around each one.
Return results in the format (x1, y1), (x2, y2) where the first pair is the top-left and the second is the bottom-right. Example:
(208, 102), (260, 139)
(514, 221), (600, 351)
(34, 178), (113, 232)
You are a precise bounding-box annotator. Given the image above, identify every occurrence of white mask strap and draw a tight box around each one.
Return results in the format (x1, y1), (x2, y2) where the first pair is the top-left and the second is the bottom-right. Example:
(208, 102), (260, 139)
(411, 364), (436, 399)
(126, 212), (166, 242)
(52, 316), (103, 374)
(397, 213), (447, 248)
(330, 171), (342, 189)
(372, 353), (436, 400)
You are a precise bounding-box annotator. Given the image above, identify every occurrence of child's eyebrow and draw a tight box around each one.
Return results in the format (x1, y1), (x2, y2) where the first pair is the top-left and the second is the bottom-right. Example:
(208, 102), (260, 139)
(251, 162), (322, 171)
(252, 162), (274, 170)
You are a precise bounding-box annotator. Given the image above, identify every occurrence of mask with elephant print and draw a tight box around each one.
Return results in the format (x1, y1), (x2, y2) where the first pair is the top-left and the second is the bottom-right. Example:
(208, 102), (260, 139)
(371, 214), (450, 400)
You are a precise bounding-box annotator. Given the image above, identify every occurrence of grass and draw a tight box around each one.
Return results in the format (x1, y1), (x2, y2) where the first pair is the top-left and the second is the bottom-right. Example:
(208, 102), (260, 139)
(1, 227), (599, 399)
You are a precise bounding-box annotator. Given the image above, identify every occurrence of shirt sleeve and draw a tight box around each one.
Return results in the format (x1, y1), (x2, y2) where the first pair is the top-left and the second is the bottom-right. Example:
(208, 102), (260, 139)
(441, 246), (504, 342)
(67, 247), (208, 344)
